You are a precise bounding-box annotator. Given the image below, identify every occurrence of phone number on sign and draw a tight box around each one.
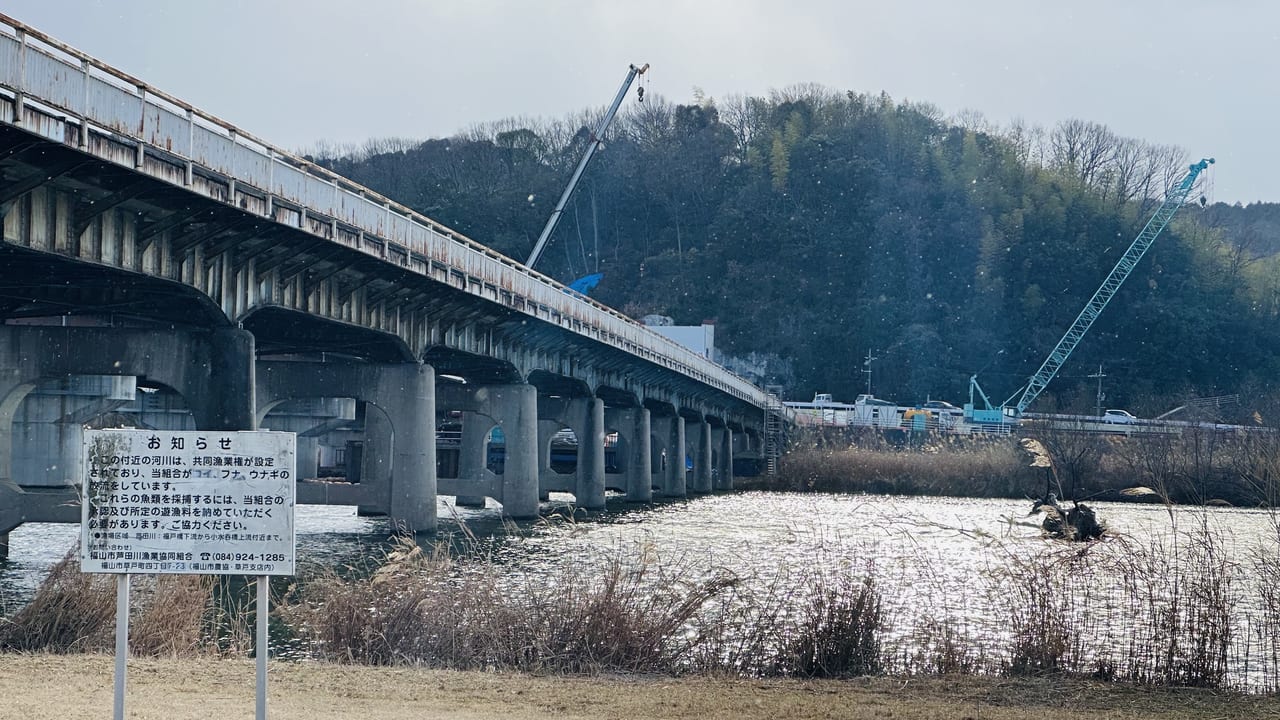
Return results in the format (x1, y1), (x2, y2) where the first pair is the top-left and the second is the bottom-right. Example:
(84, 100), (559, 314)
(203, 552), (287, 563)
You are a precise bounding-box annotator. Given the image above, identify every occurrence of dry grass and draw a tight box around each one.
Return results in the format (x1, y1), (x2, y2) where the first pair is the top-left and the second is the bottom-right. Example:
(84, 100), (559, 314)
(777, 573), (883, 678)
(766, 437), (1033, 498)
(129, 575), (215, 657)
(1, 653), (1277, 720)
(0, 551), (115, 652)
(7, 482), (1280, 694)
(285, 535), (749, 673)
(0, 548), (247, 658)
(763, 427), (1280, 507)
(1, 524), (1274, 691)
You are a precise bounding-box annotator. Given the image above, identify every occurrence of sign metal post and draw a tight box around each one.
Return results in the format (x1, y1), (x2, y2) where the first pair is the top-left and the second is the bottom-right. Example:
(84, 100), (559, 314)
(113, 574), (129, 720)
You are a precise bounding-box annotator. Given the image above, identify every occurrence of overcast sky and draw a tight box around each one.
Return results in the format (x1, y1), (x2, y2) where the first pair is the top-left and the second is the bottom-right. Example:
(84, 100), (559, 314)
(3, 1), (1274, 204)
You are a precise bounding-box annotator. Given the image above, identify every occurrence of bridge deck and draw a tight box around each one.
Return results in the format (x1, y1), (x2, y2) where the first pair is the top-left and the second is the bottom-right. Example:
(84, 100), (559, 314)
(0, 13), (774, 410)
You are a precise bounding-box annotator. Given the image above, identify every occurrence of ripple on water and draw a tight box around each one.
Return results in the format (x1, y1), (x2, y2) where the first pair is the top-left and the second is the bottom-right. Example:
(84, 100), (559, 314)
(5, 492), (1280, 686)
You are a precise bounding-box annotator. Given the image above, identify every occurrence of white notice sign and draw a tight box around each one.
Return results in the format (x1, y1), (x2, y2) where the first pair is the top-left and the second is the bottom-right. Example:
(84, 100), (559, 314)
(81, 429), (296, 576)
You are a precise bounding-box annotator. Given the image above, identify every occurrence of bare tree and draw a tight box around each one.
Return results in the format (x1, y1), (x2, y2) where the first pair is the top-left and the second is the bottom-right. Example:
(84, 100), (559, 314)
(1032, 424), (1108, 500)
(1108, 137), (1149, 205)
(620, 93), (674, 151)
(1049, 119), (1117, 188)
(953, 108), (993, 135)
(1004, 118), (1047, 168)
(718, 93), (768, 161)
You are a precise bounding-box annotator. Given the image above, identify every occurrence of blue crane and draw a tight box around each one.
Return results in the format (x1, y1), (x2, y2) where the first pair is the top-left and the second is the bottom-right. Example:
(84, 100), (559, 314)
(965, 157), (1215, 426)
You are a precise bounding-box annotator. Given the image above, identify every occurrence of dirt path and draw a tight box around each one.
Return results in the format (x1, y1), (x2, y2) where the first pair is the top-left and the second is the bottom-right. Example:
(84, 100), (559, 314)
(2, 653), (1279, 719)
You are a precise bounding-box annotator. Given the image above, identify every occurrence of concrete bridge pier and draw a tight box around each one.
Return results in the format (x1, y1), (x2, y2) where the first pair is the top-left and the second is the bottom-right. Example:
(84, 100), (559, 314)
(535, 417), (562, 500)
(577, 396), (607, 510)
(257, 360), (436, 533)
(524, 394), (604, 510)
(12, 375), (137, 492)
(626, 407), (652, 502)
(355, 404), (394, 517)
(688, 416), (714, 494)
(661, 415), (687, 498)
(534, 395), (605, 508)
(202, 328), (258, 431)
(440, 383), (541, 519)
(648, 414), (669, 495)
(0, 482), (17, 560)
(0, 325), (258, 556)
(715, 426), (735, 491)
(259, 398), (357, 480)
(453, 410), (493, 508)
(369, 365), (436, 532)
(604, 406), (651, 503)
(489, 384), (540, 519)
(540, 392), (599, 499)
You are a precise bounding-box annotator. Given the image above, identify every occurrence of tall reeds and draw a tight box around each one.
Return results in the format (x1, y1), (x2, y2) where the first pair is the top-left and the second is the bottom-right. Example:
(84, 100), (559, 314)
(770, 426), (1280, 507)
(0, 551), (115, 652)
(286, 534), (748, 673)
(0, 548), (246, 657)
(770, 438), (1032, 497)
(6, 500), (1280, 692)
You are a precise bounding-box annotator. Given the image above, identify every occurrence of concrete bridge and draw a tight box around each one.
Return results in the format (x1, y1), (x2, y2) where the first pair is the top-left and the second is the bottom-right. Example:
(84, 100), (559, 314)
(0, 15), (785, 555)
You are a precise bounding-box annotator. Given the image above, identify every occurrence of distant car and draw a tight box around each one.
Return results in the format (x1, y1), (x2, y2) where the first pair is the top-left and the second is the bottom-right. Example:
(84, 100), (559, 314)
(1103, 409), (1137, 424)
(922, 400), (960, 411)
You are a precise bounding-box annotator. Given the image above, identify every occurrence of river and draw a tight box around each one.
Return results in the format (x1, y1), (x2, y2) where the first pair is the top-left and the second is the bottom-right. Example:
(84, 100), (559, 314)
(4, 492), (1279, 689)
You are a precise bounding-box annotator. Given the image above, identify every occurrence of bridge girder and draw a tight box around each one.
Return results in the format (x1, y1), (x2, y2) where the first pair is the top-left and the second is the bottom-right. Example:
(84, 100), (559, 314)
(0, 99), (770, 426)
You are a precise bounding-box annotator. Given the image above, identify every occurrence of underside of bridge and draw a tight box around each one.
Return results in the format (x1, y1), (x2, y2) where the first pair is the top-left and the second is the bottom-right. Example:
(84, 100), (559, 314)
(0, 122), (713, 388)
(0, 31), (774, 548)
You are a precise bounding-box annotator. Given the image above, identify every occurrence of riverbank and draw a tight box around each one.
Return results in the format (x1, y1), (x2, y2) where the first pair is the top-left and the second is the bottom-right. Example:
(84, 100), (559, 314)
(2, 653), (1277, 719)
(760, 431), (1280, 507)
(10, 496), (1280, 691)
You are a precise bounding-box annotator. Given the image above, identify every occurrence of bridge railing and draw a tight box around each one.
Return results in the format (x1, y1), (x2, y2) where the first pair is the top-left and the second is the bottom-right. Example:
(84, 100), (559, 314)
(0, 14), (769, 407)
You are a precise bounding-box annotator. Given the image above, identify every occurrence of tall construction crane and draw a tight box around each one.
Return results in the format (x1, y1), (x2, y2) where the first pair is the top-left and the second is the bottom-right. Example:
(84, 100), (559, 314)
(965, 157), (1215, 426)
(525, 63), (649, 270)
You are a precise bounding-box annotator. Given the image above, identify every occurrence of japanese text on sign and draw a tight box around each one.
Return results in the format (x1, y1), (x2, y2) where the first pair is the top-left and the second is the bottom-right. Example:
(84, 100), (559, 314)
(81, 429), (296, 576)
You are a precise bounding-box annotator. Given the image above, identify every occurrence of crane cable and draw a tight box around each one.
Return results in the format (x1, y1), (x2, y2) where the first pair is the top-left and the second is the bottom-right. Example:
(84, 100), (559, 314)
(1198, 162), (1214, 208)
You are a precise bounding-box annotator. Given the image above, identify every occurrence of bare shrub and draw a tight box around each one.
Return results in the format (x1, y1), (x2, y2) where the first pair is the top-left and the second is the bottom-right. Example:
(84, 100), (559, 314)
(0, 551), (115, 652)
(0, 551), (230, 657)
(1252, 515), (1280, 692)
(908, 615), (985, 675)
(984, 521), (1237, 689)
(284, 534), (743, 673)
(1106, 527), (1235, 688)
(997, 553), (1076, 675)
(682, 567), (798, 677)
(130, 575), (215, 657)
(283, 536), (483, 665)
(498, 549), (740, 673)
(775, 573), (883, 678)
(1033, 424), (1106, 499)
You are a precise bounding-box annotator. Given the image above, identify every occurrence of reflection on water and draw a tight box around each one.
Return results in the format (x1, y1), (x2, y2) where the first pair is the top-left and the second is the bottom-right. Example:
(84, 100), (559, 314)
(4, 493), (1275, 603)
(4, 492), (1280, 687)
(0, 505), (385, 612)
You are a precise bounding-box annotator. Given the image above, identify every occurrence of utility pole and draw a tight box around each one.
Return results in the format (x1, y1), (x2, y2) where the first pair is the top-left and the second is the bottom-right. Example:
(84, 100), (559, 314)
(863, 349), (877, 396)
(1088, 364), (1106, 418)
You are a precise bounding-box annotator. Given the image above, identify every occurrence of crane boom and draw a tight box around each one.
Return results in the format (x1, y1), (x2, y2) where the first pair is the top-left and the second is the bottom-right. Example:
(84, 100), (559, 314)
(1011, 157), (1214, 416)
(525, 63), (649, 269)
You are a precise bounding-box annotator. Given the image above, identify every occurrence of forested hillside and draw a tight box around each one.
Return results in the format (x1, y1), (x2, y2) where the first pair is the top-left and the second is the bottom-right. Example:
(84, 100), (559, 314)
(307, 87), (1280, 417)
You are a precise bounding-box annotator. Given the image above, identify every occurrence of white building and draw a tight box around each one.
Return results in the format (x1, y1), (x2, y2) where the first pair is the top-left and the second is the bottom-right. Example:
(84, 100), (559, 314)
(642, 315), (715, 359)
